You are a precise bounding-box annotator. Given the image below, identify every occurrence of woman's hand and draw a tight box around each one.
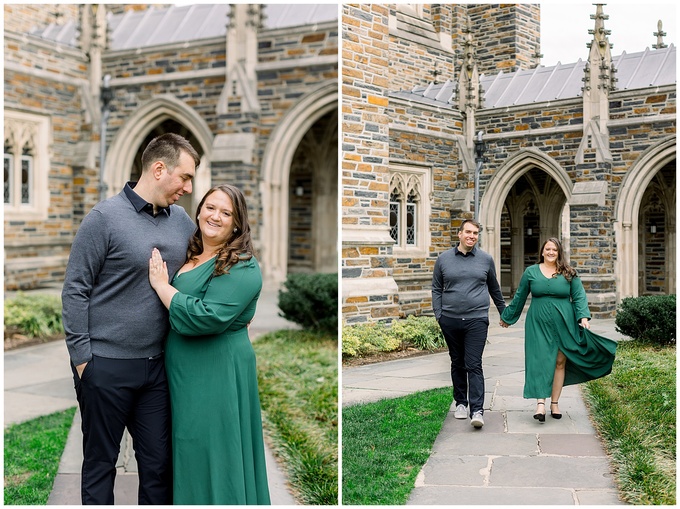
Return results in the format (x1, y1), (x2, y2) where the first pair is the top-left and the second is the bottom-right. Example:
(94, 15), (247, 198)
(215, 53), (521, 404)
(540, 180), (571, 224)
(579, 317), (591, 330)
(149, 248), (179, 309)
(149, 248), (169, 291)
(499, 320), (510, 328)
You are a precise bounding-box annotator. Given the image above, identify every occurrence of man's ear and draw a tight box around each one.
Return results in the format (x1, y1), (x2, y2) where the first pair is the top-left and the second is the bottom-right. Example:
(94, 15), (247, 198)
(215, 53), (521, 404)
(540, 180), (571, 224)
(151, 161), (165, 179)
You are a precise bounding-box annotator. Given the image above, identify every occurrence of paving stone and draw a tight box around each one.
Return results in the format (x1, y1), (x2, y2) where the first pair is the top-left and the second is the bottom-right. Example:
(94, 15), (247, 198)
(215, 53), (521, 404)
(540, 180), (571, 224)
(408, 486), (577, 505)
(490, 456), (616, 489)
(574, 488), (624, 505)
(418, 456), (489, 486)
(433, 429), (539, 457)
(539, 433), (608, 457)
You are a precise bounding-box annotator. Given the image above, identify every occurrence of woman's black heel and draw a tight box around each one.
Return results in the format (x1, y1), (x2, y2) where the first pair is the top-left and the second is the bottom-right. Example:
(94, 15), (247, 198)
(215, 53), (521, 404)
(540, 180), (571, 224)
(533, 402), (546, 422)
(550, 401), (562, 419)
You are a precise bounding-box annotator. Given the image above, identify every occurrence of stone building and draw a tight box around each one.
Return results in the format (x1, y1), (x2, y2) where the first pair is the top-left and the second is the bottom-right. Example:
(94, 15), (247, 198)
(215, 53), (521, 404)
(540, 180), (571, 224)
(4, 3), (338, 290)
(342, 4), (676, 323)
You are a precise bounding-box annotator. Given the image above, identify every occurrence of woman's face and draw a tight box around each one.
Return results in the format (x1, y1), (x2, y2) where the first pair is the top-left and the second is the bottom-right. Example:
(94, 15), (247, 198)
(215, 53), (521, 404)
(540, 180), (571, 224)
(542, 241), (559, 264)
(198, 190), (235, 246)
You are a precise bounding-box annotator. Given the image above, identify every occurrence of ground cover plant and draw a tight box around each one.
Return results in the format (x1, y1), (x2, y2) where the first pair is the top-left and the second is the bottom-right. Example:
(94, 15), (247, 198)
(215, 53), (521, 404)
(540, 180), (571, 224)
(254, 329), (338, 504)
(4, 407), (77, 505)
(4, 293), (63, 342)
(342, 315), (445, 358)
(342, 387), (452, 505)
(583, 340), (676, 505)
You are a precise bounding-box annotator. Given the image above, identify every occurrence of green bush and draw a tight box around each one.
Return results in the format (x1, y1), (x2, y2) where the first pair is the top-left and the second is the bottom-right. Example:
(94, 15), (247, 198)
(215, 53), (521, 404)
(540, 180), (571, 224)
(391, 315), (445, 350)
(615, 294), (675, 346)
(342, 315), (445, 358)
(342, 321), (400, 357)
(278, 273), (338, 333)
(4, 293), (64, 338)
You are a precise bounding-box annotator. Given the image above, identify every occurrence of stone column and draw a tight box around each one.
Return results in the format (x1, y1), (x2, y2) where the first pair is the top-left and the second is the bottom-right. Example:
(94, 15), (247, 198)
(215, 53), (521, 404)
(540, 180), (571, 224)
(569, 154), (617, 317)
(342, 4), (399, 324)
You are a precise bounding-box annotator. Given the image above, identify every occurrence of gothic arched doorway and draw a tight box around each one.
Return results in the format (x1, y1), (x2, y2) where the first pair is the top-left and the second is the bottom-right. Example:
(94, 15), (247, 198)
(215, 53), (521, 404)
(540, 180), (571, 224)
(615, 137), (676, 299)
(637, 162), (676, 295)
(499, 168), (567, 296)
(287, 109), (338, 274)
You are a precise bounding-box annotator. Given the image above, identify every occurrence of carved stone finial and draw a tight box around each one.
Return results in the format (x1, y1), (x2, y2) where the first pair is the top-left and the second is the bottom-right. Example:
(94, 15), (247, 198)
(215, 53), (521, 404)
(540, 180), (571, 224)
(653, 19), (668, 49)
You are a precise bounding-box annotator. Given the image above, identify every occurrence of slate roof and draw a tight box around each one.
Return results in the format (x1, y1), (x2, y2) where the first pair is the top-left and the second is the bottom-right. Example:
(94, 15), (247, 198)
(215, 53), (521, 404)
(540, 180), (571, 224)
(390, 44), (676, 109)
(28, 4), (338, 50)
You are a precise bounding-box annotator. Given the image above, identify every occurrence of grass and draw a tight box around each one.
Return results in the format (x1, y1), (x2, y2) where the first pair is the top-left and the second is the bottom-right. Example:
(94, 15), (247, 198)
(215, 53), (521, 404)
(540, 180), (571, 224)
(253, 329), (338, 505)
(583, 340), (676, 505)
(342, 387), (453, 505)
(4, 407), (77, 505)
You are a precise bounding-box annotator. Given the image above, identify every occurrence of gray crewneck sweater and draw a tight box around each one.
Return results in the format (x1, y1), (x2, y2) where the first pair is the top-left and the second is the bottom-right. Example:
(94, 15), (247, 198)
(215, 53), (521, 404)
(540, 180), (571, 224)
(431, 245), (506, 320)
(62, 190), (196, 365)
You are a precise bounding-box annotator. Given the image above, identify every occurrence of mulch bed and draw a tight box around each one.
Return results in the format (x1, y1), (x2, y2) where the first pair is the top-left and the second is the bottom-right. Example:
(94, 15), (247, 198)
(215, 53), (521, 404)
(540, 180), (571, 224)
(4, 332), (63, 351)
(342, 347), (447, 367)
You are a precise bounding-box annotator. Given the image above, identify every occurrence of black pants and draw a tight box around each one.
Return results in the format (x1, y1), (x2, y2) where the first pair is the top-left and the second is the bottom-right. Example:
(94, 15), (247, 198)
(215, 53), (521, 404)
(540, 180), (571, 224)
(438, 316), (489, 416)
(71, 355), (172, 505)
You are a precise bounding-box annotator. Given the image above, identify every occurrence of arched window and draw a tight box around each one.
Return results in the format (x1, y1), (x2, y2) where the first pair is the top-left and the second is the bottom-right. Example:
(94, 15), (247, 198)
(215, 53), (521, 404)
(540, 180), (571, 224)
(3, 110), (50, 219)
(389, 164), (431, 252)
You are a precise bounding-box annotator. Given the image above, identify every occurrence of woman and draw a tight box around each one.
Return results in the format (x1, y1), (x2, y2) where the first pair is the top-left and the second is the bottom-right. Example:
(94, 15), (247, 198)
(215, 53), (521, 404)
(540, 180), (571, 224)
(149, 184), (270, 504)
(500, 238), (617, 422)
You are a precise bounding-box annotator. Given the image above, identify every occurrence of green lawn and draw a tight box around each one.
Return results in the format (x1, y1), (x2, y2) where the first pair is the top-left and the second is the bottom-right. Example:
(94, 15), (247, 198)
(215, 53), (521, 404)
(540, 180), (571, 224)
(342, 387), (452, 505)
(582, 341), (676, 505)
(4, 407), (77, 505)
(254, 329), (338, 505)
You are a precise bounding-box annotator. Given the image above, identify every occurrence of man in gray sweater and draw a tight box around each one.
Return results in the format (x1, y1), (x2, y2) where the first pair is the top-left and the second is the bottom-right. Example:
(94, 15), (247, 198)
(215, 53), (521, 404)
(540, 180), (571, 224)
(432, 219), (506, 428)
(62, 133), (198, 504)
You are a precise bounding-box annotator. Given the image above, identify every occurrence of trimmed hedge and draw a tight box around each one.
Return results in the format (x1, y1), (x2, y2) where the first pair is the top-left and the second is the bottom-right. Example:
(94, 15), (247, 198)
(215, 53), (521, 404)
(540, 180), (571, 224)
(615, 294), (675, 346)
(278, 273), (338, 333)
(342, 315), (445, 358)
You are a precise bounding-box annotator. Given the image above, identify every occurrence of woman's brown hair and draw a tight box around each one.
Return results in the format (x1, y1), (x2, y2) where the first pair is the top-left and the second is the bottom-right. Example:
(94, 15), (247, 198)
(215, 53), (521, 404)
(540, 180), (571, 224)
(187, 184), (254, 275)
(538, 237), (577, 281)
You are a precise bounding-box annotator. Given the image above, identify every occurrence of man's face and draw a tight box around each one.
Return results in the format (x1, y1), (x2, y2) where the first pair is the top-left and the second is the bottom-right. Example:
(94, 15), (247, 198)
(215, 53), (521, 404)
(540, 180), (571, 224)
(157, 150), (195, 207)
(457, 223), (479, 252)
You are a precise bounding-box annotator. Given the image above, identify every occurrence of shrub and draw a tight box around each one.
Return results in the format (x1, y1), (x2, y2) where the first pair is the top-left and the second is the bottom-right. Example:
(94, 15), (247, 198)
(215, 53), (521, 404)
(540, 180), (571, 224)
(342, 315), (445, 358)
(342, 321), (400, 357)
(278, 273), (338, 333)
(4, 293), (64, 338)
(390, 315), (445, 350)
(615, 294), (676, 346)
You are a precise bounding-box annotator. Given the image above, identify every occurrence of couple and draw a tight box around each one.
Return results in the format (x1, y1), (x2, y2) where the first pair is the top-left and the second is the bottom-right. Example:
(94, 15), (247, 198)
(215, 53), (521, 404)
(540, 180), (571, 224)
(62, 133), (270, 505)
(432, 219), (617, 428)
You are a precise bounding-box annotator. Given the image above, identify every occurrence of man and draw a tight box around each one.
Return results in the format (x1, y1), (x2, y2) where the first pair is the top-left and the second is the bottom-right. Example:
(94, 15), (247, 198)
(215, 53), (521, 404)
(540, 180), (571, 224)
(431, 219), (506, 429)
(62, 133), (199, 504)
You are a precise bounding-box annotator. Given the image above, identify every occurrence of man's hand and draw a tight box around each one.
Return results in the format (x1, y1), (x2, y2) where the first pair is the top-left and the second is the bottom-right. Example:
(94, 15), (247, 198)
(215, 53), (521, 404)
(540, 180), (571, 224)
(76, 362), (88, 379)
(499, 320), (510, 328)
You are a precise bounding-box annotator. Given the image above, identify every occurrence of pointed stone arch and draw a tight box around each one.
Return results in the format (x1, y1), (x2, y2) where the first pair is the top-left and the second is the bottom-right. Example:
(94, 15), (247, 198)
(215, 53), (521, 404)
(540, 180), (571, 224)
(614, 136), (676, 299)
(260, 81), (338, 283)
(479, 148), (573, 277)
(104, 94), (214, 212)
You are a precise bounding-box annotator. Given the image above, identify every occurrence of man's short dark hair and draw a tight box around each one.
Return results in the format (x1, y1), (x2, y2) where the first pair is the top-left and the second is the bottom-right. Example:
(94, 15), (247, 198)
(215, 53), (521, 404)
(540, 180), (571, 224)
(141, 133), (200, 173)
(459, 219), (481, 232)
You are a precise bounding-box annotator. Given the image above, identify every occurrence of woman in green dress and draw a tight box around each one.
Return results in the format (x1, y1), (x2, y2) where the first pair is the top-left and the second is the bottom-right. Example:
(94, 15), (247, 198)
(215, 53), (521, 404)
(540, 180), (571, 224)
(500, 237), (617, 422)
(148, 184), (270, 504)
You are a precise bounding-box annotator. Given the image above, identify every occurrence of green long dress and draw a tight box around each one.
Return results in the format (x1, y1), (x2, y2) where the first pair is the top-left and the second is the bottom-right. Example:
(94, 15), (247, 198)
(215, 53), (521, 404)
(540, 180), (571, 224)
(165, 256), (271, 505)
(500, 264), (617, 399)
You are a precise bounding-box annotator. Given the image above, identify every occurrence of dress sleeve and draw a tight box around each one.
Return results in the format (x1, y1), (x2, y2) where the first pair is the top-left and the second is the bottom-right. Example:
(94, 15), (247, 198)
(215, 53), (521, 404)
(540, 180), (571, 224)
(570, 275), (592, 322)
(168, 259), (262, 337)
(500, 267), (531, 325)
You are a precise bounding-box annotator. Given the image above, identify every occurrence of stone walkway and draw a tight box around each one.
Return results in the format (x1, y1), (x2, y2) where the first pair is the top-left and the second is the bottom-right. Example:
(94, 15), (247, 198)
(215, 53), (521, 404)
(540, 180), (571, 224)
(343, 309), (628, 505)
